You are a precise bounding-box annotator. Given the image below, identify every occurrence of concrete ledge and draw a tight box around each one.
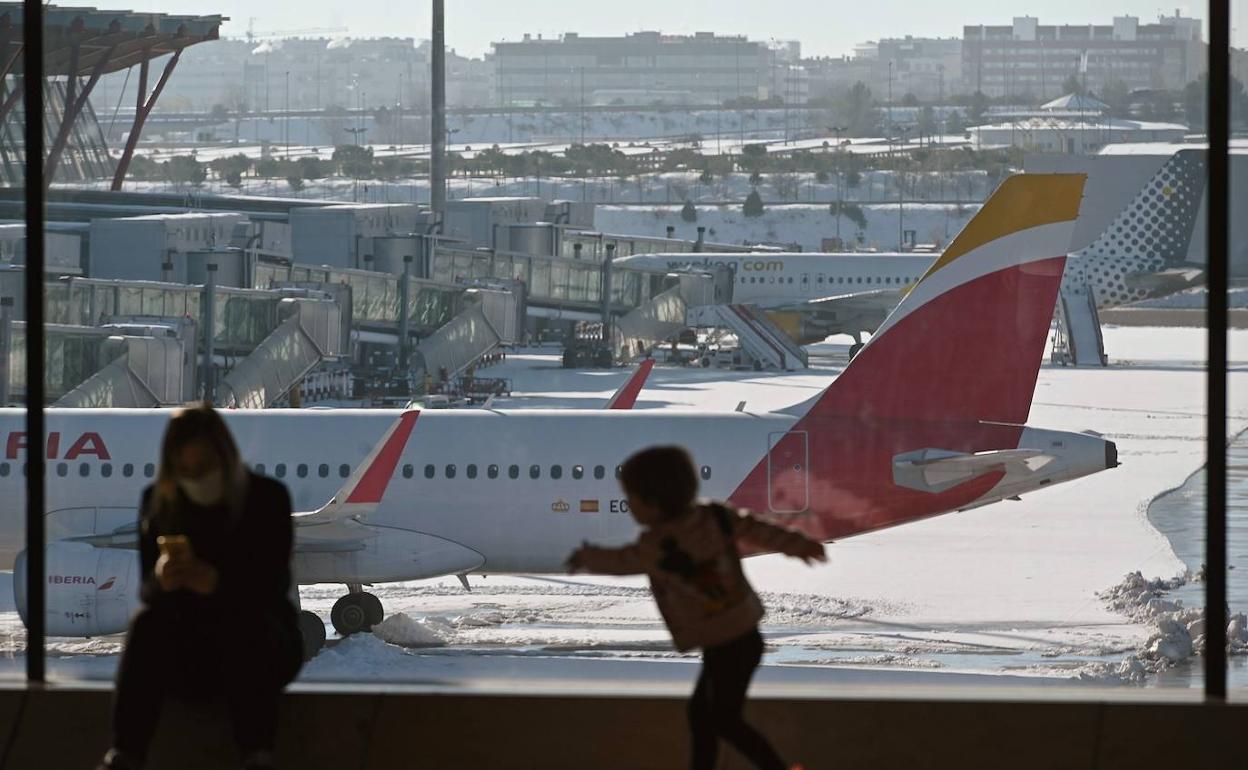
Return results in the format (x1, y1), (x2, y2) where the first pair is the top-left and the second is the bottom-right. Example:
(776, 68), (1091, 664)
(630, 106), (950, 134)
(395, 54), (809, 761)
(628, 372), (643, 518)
(0, 685), (1244, 769)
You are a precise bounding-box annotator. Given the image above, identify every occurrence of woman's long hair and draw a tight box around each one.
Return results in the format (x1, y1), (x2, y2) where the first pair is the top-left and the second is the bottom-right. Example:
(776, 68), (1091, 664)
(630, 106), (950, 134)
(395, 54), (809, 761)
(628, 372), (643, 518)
(151, 403), (247, 527)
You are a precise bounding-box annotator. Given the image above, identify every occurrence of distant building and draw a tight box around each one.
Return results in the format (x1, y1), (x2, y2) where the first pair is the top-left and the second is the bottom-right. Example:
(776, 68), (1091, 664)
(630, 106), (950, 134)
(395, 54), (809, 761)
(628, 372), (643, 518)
(95, 36), (494, 115)
(963, 13), (1206, 100)
(491, 31), (805, 108)
(875, 37), (963, 101)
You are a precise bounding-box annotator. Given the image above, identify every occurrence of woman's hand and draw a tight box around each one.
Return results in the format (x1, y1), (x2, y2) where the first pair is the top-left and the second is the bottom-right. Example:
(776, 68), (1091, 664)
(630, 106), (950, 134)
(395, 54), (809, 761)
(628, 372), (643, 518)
(180, 559), (219, 595)
(155, 554), (218, 594)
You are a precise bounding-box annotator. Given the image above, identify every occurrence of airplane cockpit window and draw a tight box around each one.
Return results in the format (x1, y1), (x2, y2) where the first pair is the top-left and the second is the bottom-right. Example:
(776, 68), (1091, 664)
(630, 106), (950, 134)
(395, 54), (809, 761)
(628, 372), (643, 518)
(572, 465), (584, 479)
(551, 465), (563, 480)
(318, 464), (330, 478)
(594, 465), (605, 480)
(122, 464), (134, 478)
(55, 463), (67, 478)
(446, 464), (457, 479)
(529, 464), (541, 479)
(424, 464), (435, 479)
(509, 465), (520, 479)
(467, 464), (478, 479)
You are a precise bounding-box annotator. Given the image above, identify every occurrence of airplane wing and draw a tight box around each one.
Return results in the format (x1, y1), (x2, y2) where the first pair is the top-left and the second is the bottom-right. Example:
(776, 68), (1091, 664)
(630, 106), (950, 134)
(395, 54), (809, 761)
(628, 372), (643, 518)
(892, 447), (1055, 494)
(294, 410), (419, 534)
(604, 358), (654, 410)
(803, 288), (906, 313)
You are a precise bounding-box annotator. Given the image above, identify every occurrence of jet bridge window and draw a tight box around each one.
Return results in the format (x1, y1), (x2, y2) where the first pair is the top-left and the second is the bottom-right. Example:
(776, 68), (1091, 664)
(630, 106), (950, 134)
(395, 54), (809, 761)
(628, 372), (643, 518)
(423, 465), (434, 479)
(297, 464), (309, 478)
(529, 465), (541, 479)
(487, 464), (499, 479)
(123, 464), (134, 478)
(551, 465), (562, 480)
(101, 463), (112, 478)
(572, 465), (584, 479)
(318, 464), (329, 478)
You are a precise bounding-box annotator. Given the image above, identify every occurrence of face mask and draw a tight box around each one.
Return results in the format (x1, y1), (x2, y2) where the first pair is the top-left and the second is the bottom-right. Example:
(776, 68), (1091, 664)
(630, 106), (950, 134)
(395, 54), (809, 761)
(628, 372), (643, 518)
(178, 469), (226, 507)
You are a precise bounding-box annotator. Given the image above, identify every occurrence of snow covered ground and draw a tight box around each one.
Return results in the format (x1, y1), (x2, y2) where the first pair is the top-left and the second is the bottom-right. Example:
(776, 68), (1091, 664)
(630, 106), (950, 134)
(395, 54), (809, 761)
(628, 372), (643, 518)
(0, 326), (1242, 690)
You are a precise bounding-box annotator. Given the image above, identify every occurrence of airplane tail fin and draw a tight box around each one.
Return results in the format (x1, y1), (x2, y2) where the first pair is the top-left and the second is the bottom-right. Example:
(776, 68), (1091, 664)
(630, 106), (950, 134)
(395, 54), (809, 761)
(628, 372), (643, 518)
(804, 174), (1086, 425)
(605, 358), (654, 410)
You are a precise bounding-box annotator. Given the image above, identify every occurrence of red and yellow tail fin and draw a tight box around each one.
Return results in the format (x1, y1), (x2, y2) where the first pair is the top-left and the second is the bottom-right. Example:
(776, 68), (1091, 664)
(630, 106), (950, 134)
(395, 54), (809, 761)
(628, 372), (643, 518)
(809, 174), (1086, 425)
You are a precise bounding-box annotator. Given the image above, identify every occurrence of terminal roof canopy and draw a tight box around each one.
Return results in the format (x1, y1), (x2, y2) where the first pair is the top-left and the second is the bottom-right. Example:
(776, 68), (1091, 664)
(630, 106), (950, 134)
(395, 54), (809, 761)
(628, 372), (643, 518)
(0, 2), (224, 77)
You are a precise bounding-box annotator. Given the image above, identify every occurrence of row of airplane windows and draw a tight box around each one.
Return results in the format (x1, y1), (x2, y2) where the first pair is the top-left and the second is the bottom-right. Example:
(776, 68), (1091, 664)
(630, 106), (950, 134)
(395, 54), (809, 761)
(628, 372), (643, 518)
(3, 461), (717, 485)
(739, 275), (916, 286)
(398, 463), (714, 482)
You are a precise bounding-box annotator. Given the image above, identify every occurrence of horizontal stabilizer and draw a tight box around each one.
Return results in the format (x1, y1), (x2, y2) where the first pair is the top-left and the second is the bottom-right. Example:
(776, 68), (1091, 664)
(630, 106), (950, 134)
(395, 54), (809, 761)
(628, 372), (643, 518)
(893, 447), (1054, 494)
(294, 410), (419, 529)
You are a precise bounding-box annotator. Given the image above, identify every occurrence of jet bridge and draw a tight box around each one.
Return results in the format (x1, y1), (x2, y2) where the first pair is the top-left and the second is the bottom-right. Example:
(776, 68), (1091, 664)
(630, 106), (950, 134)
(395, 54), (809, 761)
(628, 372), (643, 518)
(54, 333), (189, 408)
(216, 297), (344, 409)
(410, 288), (521, 385)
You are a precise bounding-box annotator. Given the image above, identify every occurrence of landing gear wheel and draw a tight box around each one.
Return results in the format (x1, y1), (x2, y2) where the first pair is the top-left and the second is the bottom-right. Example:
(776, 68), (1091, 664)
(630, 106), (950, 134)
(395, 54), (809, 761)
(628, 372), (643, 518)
(848, 342), (864, 360)
(360, 592), (384, 626)
(331, 593), (381, 636)
(297, 610), (326, 660)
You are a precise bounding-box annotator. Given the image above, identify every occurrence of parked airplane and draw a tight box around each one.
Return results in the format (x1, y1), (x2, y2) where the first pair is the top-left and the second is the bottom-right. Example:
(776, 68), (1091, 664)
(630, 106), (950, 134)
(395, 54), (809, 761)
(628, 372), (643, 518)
(4, 174), (1118, 659)
(616, 149), (1207, 354)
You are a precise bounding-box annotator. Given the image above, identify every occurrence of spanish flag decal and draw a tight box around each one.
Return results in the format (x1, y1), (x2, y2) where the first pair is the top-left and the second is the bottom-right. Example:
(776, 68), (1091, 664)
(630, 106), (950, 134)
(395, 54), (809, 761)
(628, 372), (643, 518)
(580, 499), (600, 513)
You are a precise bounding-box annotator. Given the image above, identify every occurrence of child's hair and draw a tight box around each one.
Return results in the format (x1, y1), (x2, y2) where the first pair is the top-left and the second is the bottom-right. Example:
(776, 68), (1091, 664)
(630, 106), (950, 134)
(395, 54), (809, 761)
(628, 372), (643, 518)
(619, 446), (698, 518)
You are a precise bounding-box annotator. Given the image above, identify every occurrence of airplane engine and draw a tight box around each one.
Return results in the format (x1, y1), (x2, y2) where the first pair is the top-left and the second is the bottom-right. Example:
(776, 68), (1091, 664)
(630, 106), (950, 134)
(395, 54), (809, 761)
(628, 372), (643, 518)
(13, 542), (141, 637)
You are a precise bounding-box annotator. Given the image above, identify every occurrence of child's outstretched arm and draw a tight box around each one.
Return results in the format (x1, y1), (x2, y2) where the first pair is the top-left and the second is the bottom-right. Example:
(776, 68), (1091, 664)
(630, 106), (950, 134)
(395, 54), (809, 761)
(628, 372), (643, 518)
(566, 541), (647, 575)
(728, 507), (828, 565)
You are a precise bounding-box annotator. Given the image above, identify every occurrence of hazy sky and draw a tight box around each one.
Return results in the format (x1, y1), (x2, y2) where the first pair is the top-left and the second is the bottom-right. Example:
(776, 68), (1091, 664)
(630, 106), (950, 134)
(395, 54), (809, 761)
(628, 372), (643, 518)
(145, 1), (1241, 57)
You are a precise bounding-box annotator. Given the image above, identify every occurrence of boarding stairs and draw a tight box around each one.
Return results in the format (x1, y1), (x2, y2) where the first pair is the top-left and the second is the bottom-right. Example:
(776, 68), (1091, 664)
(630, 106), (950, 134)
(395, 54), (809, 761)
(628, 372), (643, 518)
(1051, 285), (1107, 367)
(216, 297), (345, 409)
(411, 288), (520, 386)
(55, 334), (190, 408)
(687, 304), (809, 372)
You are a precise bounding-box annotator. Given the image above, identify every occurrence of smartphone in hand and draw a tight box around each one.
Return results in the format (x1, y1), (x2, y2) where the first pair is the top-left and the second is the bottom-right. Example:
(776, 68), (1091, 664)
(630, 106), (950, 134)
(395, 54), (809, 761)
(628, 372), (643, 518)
(156, 534), (193, 562)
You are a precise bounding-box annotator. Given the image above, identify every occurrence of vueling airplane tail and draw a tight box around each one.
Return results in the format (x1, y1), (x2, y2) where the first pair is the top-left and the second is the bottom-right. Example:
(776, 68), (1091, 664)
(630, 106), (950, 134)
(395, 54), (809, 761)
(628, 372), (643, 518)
(807, 174), (1087, 425)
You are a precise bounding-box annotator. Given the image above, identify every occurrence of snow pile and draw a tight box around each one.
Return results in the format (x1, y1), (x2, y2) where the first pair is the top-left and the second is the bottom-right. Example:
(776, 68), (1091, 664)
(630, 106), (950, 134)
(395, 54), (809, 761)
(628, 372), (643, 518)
(1099, 571), (1187, 623)
(372, 613), (455, 647)
(1092, 572), (1248, 682)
